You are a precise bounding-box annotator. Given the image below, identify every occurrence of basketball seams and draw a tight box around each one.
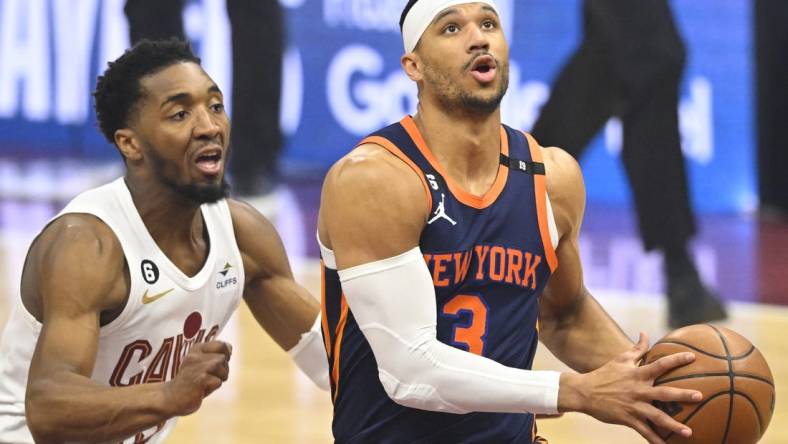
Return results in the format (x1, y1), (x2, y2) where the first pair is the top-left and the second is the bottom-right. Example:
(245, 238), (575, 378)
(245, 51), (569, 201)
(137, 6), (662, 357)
(649, 325), (774, 444)
(655, 339), (727, 359)
(661, 390), (730, 442)
(655, 372), (775, 387)
(653, 340), (754, 360)
(708, 324), (734, 444)
(731, 345), (756, 360)
(734, 390), (764, 437)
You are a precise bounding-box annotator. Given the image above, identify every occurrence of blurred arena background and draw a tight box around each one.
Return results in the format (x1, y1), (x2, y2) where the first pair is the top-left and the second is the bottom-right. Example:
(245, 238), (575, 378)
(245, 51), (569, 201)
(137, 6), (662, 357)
(0, 0), (786, 442)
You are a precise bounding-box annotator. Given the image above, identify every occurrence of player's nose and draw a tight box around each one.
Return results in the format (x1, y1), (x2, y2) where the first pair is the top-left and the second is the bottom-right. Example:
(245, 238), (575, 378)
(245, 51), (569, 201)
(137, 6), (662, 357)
(466, 24), (490, 53)
(192, 107), (222, 140)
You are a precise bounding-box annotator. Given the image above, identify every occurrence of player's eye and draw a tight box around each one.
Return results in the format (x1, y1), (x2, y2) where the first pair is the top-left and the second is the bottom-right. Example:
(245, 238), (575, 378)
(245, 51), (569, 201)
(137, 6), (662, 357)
(443, 23), (460, 34)
(210, 103), (225, 113)
(482, 19), (496, 30)
(170, 110), (188, 121)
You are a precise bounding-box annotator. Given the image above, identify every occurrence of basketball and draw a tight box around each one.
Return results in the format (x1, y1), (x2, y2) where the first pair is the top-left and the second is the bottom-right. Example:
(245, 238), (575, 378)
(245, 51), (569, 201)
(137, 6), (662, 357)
(643, 324), (775, 444)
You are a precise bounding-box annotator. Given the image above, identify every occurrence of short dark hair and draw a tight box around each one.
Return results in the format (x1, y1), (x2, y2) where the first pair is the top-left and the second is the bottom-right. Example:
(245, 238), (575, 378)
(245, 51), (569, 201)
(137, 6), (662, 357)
(399, 0), (420, 31)
(93, 38), (201, 145)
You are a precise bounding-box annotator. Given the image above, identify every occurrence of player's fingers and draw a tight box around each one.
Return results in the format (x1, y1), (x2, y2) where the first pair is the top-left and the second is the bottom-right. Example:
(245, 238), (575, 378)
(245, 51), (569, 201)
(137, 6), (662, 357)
(648, 386), (702, 403)
(202, 375), (224, 397)
(640, 404), (692, 439)
(637, 332), (649, 349)
(620, 332), (650, 363)
(206, 356), (230, 381)
(629, 418), (667, 444)
(642, 352), (695, 379)
(201, 340), (233, 358)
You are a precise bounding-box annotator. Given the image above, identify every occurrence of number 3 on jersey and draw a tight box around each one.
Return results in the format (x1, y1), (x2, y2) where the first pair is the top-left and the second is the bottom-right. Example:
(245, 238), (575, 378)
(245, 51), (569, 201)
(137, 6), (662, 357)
(442, 294), (488, 355)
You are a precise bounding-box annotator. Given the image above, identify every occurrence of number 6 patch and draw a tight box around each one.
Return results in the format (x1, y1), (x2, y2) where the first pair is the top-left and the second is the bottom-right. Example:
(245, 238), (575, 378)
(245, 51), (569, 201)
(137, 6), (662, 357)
(141, 260), (160, 284)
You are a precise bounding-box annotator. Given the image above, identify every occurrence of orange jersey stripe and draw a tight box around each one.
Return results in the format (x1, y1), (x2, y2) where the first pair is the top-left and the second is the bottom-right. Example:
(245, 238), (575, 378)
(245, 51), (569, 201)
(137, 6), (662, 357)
(359, 135), (433, 216)
(331, 294), (350, 403)
(400, 116), (510, 210)
(523, 132), (559, 273)
(320, 262), (332, 356)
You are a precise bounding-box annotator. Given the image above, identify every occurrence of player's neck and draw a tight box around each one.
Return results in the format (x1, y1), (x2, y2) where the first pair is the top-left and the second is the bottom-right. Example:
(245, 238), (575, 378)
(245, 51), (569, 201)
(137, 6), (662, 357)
(413, 103), (502, 195)
(124, 173), (205, 249)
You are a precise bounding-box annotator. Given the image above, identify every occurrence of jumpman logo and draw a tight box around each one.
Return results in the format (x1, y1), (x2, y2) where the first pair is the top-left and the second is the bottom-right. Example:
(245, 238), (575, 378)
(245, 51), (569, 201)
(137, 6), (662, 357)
(428, 194), (457, 226)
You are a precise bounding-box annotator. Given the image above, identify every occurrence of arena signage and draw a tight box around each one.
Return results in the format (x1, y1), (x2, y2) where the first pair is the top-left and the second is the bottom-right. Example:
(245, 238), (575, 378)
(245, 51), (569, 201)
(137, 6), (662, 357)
(0, 0), (755, 212)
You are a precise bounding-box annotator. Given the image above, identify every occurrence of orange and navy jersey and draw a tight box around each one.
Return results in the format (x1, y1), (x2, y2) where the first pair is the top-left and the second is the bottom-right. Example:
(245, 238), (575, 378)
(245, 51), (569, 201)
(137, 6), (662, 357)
(321, 116), (558, 444)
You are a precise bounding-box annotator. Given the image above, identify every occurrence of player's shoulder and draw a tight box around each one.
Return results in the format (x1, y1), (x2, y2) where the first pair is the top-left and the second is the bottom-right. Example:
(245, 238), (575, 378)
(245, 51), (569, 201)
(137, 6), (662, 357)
(539, 146), (582, 182)
(324, 142), (426, 204)
(226, 198), (278, 244)
(328, 142), (414, 186)
(319, 141), (429, 247)
(24, 213), (127, 315)
(533, 145), (583, 196)
(36, 213), (122, 261)
(536, 145), (585, 235)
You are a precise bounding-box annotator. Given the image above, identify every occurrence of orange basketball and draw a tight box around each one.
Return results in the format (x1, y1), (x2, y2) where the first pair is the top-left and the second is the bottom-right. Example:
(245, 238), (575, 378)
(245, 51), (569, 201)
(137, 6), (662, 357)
(643, 324), (775, 444)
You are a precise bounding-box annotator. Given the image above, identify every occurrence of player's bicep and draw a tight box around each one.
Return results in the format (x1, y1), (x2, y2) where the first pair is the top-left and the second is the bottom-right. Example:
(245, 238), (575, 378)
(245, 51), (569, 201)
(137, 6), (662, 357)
(539, 147), (588, 325)
(27, 219), (125, 379)
(540, 234), (586, 326)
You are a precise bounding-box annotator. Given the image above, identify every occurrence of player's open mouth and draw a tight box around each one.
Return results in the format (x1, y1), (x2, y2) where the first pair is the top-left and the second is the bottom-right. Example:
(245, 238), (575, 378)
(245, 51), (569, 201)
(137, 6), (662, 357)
(469, 55), (497, 84)
(194, 146), (223, 176)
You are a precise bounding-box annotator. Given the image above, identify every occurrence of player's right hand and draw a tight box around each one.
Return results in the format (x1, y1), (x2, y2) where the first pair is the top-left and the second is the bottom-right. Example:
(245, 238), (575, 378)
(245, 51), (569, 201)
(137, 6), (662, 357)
(164, 340), (232, 416)
(558, 332), (702, 444)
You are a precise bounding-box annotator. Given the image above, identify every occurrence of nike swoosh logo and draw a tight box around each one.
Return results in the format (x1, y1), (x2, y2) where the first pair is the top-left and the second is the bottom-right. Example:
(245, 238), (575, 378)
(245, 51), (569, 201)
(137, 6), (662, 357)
(142, 288), (175, 305)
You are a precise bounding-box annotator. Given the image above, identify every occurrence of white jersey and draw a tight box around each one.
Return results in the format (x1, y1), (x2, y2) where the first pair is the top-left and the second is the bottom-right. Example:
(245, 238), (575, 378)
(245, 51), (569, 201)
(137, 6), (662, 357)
(0, 178), (245, 444)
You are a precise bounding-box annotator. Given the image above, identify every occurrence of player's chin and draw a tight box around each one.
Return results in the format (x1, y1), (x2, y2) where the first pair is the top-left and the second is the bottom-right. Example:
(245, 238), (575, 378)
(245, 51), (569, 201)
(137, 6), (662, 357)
(188, 168), (226, 188)
(186, 180), (229, 204)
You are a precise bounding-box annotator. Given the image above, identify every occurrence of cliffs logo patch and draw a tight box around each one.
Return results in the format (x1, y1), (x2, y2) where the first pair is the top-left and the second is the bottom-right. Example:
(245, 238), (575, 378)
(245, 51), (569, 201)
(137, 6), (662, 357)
(216, 262), (238, 291)
(141, 260), (159, 284)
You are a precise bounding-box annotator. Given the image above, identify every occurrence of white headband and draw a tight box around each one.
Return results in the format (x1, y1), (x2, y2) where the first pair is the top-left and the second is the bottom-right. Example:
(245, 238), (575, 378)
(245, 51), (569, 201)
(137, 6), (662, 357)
(402, 0), (500, 53)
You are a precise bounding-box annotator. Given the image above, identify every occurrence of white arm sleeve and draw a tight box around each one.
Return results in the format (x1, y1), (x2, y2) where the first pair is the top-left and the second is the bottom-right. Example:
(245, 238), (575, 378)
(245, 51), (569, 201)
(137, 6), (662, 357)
(287, 314), (331, 391)
(338, 247), (560, 415)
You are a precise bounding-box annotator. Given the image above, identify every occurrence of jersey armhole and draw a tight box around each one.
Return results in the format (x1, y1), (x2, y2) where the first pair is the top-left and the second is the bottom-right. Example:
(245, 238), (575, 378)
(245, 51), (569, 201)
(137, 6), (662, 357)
(522, 132), (559, 273)
(358, 136), (434, 218)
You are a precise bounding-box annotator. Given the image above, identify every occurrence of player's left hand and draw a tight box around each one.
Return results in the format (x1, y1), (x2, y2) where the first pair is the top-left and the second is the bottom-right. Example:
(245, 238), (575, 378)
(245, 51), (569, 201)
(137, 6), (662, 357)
(558, 332), (702, 444)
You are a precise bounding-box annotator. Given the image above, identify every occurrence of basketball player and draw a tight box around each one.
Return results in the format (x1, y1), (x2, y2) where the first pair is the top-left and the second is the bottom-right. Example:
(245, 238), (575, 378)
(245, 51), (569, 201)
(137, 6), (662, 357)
(317, 2), (702, 443)
(0, 39), (328, 444)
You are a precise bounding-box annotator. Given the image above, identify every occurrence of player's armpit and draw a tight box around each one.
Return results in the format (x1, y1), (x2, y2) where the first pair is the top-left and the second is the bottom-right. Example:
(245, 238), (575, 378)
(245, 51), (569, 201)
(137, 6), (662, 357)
(24, 215), (176, 443)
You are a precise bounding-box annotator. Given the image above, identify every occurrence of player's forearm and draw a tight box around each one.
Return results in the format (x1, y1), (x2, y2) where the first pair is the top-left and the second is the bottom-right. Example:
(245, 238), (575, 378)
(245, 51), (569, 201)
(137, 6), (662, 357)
(540, 291), (632, 373)
(372, 330), (561, 414)
(26, 372), (173, 443)
(341, 248), (561, 414)
(244, 279), (320, 351)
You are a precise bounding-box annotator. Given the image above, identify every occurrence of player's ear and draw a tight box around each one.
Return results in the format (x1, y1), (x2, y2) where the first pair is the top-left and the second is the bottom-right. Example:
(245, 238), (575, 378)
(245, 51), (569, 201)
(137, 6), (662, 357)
(114, 129), (143, 162)
(401, 52), (423, 82)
